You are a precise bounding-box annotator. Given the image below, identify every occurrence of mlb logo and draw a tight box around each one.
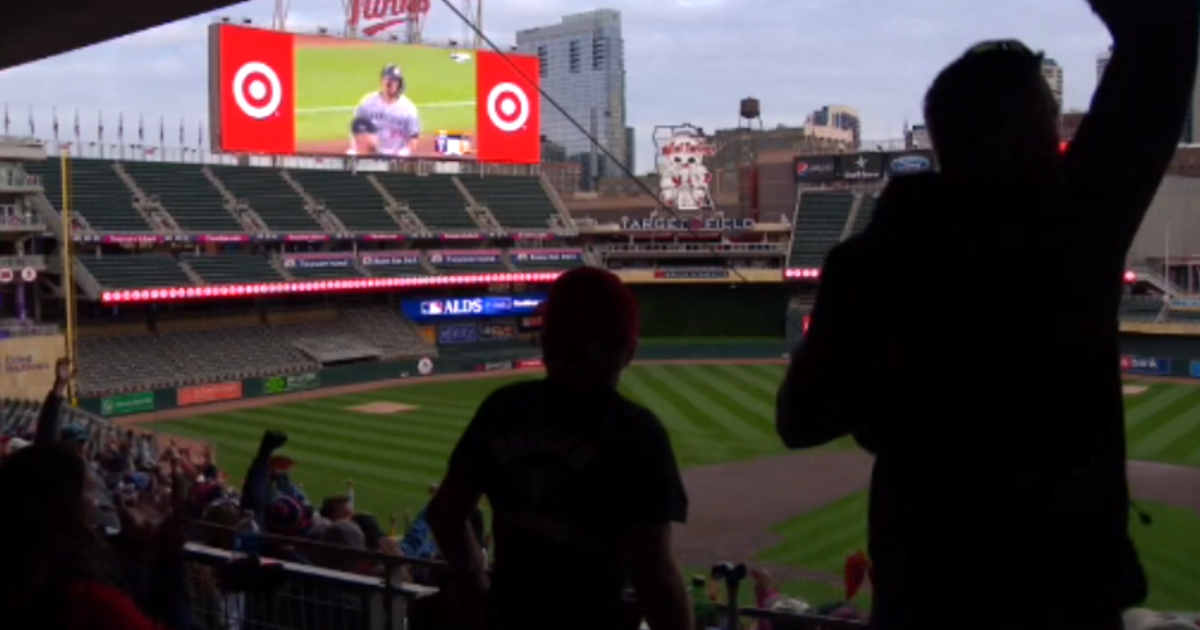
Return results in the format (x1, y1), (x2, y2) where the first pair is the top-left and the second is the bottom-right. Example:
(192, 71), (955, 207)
(283, 258), (296, 268)
(422, 301), (445, 316)
(431, 254), (443, 263)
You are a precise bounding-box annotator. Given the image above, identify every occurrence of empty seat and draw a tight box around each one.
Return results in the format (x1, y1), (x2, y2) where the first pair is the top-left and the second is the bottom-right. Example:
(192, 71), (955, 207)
(460, 176), (559, 230)
(82, 255), (191, 289)
(26, 159), (151, 232)
(211, 166), (322, 233)
(375, 173), (476, 231)
(185, 254), (283, 284)
(290, 170), (400, 232)
(122, 161), (243, 233)
(789, 192), (855, 269)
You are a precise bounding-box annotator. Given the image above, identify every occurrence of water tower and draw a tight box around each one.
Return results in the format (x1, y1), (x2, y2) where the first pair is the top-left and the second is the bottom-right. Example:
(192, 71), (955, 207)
(738, 97), (763, 130)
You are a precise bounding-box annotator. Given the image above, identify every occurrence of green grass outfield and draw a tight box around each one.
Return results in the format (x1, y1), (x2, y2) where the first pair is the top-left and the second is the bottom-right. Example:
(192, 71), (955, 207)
(151, 366), (1200, 611)
(293, 42), (477, 146)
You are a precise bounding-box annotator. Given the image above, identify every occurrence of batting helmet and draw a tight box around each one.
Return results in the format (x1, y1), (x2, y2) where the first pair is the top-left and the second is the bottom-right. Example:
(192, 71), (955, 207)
(381, 64), (404, 82)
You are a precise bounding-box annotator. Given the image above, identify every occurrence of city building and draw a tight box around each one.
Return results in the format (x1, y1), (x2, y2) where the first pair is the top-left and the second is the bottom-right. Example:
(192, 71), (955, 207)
(905, 125), (931, 150)
(808, 105), (861, 146)
(1041, 58), (1064, 109)
(516, 9), (627, 192)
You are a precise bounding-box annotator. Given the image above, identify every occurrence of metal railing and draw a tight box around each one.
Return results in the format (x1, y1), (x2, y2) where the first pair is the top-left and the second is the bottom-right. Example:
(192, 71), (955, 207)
(182, 526), (870, 630)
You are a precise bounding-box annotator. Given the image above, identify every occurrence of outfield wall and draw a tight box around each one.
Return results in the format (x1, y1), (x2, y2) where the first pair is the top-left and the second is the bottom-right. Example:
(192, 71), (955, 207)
(1119, 333), (1200, 378)
(77, 341), (790, 418)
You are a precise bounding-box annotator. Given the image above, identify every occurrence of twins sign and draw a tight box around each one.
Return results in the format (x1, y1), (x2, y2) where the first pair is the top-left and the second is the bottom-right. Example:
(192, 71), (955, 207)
(210, 24), (541, 163)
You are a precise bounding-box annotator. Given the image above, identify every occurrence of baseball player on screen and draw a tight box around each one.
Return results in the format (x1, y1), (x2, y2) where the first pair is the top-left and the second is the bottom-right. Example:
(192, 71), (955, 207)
(351, 64), (421, 158)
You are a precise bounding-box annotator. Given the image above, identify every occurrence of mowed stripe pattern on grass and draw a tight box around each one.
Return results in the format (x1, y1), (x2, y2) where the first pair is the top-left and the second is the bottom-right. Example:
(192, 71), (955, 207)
(755, 491), (1200, 613)
(152, 364), (793, 518)
(1125, 382), (1200, 464)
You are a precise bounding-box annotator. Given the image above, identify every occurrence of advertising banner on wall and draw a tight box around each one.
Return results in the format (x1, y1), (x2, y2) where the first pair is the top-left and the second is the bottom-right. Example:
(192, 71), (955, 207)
(838, 154), (885, 181)
(1120, 355), (1172, 376)
(401, 294), (547, 320)
(0, 334), (64, 398)
(793, 156), (838, 183)
(178, 382), (244, 407)
(479, 322), (517, 340)
(884, 151), (936, 176)
(209, 24), (541, 164)
(263, 372), (320, 395)
(438, 324), (480, 345)
(511, 250), (582, 263)
(360, 252), (422, 267)
(282, 255), (354, 270)
(427, 251), (501, 265)
(100, 392), (155, 417)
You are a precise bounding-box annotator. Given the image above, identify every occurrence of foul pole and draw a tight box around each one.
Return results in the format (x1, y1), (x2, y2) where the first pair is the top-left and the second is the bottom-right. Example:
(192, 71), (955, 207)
(60, 150), (78, 406)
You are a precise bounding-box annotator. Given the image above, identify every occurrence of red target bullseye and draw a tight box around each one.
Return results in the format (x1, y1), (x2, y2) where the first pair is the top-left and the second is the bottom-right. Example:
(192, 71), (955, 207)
(486, 82), (530, 133)
(232, 62), (282, 120)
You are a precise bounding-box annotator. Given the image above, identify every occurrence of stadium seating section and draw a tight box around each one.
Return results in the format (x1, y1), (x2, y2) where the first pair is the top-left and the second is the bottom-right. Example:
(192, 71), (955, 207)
(82, 254), (192, 289)
(26, 159), (151, 232)
(210, 165), (322, 233)
(185, 254), (283, 285)
(289, 169), (400, 232)
(76, 306), (434, 396)
(122, 161), (244, 232)
(459, 175), (560, 229)
(789, 192), (855, 268)
(376, 174), (478, 231)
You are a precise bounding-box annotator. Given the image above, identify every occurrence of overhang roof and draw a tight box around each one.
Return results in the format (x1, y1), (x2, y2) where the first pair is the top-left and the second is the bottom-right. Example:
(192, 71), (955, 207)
(0, 0), (244, 70)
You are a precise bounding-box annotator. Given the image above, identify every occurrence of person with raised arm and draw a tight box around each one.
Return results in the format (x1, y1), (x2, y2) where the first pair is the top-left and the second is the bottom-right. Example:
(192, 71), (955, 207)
(775, 2), (1199, 629)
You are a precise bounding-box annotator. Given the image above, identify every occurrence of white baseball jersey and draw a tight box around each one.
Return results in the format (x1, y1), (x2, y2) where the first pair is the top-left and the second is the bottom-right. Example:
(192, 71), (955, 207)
(354, 92), (421, 157)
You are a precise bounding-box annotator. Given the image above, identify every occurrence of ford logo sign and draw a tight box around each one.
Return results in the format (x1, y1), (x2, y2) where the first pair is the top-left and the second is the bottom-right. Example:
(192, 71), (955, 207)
(890, 155), (931, 173)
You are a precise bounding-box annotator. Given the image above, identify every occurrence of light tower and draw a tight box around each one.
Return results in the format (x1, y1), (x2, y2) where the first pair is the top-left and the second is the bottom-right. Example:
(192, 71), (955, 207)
(460, 0), (483, 48)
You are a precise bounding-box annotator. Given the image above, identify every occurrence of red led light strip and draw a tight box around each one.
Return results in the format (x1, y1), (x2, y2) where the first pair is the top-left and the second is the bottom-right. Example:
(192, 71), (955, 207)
(99, 272), (563, 305)
(785, 268), (1139, 283)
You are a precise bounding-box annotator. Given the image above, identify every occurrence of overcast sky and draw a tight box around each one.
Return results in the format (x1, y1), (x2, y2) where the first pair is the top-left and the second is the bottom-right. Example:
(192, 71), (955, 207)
(0, 0), (1111, 171)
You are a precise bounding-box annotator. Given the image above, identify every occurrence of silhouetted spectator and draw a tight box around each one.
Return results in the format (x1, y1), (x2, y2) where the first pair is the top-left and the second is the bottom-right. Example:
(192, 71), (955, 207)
(428, 267), (692, 630)
(776, 2), (1199, 630)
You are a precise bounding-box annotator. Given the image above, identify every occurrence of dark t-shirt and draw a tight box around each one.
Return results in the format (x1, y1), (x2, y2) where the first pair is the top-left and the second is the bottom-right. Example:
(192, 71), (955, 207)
(448, 378), (688, 630)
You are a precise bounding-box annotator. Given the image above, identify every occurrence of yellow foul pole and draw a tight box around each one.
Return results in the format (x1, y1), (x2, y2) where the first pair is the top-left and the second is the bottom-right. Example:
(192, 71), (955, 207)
(60, 149), (78, 406)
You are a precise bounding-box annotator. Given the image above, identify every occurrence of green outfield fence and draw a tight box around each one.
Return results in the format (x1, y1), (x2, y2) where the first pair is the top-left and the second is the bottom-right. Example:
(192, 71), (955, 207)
(79, 341), (792, 418)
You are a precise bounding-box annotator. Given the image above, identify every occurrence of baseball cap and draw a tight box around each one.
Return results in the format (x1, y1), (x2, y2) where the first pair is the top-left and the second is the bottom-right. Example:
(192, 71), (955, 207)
(381, 64), (404, 81)
(351, 116), (376, 135)
(59, 425), (89, 444)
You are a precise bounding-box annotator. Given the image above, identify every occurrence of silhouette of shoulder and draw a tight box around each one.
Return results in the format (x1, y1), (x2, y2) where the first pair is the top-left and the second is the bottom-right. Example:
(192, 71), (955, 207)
(479, 378), (665, 436)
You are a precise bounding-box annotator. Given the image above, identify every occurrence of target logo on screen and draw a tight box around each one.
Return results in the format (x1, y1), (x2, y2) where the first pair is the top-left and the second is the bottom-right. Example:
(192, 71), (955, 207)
(476, 51), (541, 164)
(232, 62), (283, 119)
(214, 25), (296, 154)
(486, 83), (530, 133)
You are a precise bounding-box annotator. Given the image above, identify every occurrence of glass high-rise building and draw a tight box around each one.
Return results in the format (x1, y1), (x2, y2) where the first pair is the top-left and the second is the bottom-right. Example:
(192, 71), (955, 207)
(516, 9), (627, 191)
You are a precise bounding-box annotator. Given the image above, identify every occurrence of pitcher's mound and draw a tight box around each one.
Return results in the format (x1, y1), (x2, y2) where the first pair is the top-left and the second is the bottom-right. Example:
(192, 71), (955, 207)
(348, 402), (419, 414)
(1123, 385), (1149, 396)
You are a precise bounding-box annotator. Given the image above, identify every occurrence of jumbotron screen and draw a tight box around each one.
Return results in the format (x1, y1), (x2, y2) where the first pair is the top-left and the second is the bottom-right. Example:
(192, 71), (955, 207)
(208, 24), (541, 164)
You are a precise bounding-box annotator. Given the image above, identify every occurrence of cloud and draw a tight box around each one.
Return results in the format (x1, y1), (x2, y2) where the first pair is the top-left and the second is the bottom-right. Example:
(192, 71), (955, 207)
(0, 0), (1113, 171)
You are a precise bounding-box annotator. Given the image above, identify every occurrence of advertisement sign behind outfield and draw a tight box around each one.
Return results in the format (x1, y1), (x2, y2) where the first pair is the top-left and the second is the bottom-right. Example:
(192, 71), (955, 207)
(209, 24), (540, 163)
(479, 322), (516, 340)
(100, 392), (155, 417)
(477, 360), (514, 372)
(1120, 355), (1172, 376)
(282, 255), (353, 270)
(1190, 360), (1200, 379)
(263, 372), (320, 395)
(838, 153), (885, 180)
(438, 324), (479, 345)
(178, 382), (244, 407)
(792, 156), (837, 183)
(402, 294), (546, 320)
(515, 358), (543, 369)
